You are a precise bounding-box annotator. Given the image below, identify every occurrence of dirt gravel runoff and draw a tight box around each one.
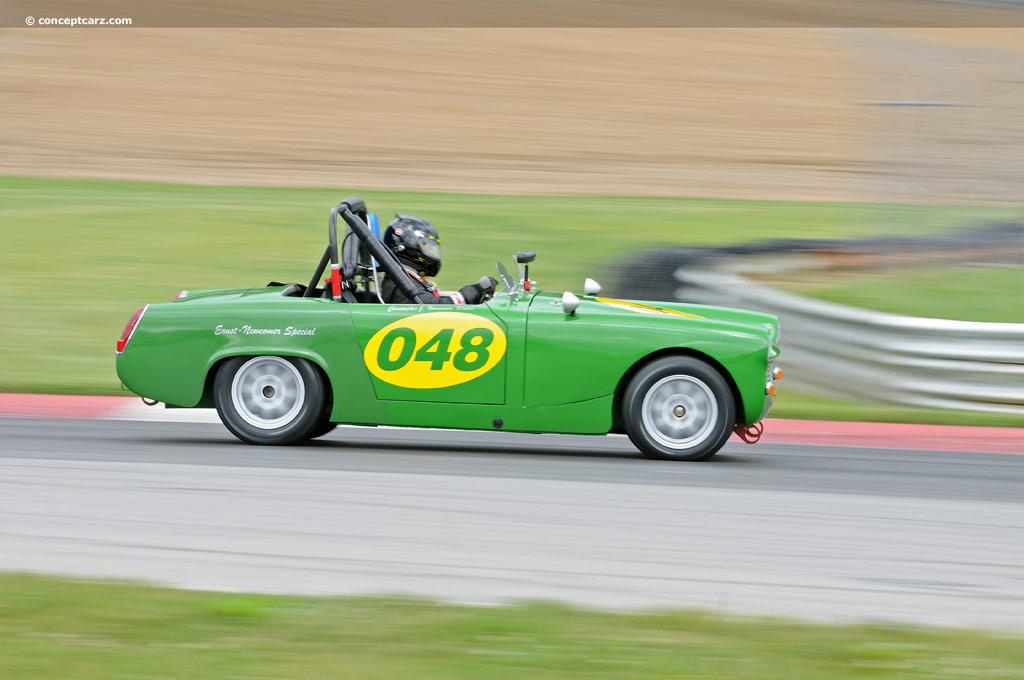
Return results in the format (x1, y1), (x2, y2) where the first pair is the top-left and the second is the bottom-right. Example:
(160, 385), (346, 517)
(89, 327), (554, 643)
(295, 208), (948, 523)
(1, 28), (1021, 201)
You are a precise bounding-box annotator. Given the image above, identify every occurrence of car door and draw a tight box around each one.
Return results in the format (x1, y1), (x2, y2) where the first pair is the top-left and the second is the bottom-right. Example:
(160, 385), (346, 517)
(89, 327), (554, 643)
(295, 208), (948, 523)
(348, 303), (508, 404)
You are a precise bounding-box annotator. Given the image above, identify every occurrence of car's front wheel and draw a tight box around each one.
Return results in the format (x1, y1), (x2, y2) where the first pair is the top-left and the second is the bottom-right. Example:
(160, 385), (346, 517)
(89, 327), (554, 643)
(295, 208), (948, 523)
(622, 356), (735, 461)
(214, 356), (326, 445)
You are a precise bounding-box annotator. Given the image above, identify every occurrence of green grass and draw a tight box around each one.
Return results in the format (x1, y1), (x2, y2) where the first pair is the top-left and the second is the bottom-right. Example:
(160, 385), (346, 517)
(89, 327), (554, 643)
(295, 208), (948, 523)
(1, 573), (1022, 679)
(0, 176), (1016, 405)
(771, 266), (1024, 324)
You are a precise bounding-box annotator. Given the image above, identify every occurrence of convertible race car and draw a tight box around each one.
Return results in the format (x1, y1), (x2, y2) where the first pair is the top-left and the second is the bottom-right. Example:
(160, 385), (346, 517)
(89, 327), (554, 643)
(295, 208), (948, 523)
(115, 198), (781, 461)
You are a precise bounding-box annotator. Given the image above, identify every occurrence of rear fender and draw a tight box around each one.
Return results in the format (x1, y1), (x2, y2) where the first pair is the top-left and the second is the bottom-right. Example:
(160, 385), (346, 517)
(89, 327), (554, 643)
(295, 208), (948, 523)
(196, 348), (333, 408)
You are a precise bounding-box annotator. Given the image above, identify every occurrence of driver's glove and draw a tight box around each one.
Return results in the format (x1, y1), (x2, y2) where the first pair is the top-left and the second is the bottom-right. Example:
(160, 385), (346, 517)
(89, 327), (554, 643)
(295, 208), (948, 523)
(459, 276), (498, 304)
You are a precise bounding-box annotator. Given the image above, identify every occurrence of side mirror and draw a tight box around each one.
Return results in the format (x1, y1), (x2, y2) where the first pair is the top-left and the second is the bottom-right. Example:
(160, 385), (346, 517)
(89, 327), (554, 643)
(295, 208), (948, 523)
(583, 278), (602, 296)
(514, 251), (537, 291)
(561, 291), (580, 316)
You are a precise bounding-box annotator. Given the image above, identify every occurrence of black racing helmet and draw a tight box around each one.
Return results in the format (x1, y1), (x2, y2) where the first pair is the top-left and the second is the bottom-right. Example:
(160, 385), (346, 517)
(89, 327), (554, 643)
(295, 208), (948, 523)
(383, 213), (443, 277)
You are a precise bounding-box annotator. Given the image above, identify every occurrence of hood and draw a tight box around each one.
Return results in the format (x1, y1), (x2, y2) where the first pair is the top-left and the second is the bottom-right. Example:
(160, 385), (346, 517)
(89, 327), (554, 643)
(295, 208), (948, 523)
(530, 291), (778, 337)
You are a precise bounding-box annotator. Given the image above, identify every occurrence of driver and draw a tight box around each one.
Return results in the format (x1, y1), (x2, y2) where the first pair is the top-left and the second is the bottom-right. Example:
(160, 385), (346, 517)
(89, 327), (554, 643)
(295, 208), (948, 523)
(379, 214), (497, 305)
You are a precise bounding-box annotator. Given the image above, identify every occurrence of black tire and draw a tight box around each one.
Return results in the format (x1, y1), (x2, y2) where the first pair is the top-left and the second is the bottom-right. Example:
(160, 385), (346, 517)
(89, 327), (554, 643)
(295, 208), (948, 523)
(214, 356), (326, 445)
(622, 356), (735, 461)
(308, 420), (338, 439)
(306, 390), (337, 440)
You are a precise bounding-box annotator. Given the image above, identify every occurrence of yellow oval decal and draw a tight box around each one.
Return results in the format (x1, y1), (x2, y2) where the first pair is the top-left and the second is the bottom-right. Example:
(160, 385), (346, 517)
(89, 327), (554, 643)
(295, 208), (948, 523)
(364, 312), (507, 389)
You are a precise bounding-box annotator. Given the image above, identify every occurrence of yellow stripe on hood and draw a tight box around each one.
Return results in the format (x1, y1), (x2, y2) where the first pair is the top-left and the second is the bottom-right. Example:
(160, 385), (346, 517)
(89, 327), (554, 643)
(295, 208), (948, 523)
(594, 297), (704, 319)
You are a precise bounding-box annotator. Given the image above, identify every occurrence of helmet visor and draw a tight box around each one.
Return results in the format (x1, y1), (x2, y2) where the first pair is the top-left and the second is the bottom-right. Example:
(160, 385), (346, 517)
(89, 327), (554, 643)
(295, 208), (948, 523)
(420, 238), (442, 261)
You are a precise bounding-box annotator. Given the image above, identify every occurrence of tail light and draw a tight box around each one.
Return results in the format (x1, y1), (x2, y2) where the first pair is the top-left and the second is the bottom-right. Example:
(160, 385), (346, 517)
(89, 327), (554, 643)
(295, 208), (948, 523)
(116, 305), (149, 354)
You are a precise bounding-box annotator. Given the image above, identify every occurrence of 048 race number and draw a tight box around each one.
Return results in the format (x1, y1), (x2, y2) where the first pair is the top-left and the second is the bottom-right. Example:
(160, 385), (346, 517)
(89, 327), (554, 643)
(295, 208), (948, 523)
(364, 313), (507, 389)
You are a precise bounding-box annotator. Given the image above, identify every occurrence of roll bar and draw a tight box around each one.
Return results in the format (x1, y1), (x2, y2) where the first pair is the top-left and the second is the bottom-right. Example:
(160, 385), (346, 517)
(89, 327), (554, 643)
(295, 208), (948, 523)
(305, 197), (436, 304)
(304, 244), (332, 297)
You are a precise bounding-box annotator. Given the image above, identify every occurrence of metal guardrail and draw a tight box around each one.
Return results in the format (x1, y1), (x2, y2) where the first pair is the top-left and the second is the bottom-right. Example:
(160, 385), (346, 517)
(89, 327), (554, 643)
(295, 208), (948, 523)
(675, 266), (1024, 416)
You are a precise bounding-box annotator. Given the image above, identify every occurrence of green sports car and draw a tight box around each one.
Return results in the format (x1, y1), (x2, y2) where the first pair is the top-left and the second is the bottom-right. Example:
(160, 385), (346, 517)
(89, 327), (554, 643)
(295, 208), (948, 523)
(115, 198), (781, 460)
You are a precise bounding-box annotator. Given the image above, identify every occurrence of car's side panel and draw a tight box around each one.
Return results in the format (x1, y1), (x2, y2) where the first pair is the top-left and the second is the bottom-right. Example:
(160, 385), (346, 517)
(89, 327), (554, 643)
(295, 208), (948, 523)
(362, 394), (613, 435)
(333, 292), (611, 433)
(347, 304), (509, 405)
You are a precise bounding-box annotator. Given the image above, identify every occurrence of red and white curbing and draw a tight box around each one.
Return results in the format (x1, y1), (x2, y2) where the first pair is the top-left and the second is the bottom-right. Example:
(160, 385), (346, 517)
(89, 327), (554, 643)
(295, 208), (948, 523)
(0, 393), (221, 424)
(1, 392), (1022, 455)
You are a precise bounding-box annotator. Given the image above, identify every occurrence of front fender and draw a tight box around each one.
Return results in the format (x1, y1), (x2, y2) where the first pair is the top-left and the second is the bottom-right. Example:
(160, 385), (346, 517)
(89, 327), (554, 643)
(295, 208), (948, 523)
(523, 295), (773, 420)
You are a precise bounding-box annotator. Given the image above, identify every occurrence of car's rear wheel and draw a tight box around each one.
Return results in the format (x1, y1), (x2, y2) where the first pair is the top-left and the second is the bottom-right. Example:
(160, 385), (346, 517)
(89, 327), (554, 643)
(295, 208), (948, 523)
(214, 356), (326, 445)
(622, 356), (735, 461)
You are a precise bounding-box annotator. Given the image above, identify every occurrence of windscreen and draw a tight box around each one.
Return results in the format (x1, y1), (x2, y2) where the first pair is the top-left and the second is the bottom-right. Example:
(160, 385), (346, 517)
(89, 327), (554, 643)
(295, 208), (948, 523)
(496, 262), (516, 292)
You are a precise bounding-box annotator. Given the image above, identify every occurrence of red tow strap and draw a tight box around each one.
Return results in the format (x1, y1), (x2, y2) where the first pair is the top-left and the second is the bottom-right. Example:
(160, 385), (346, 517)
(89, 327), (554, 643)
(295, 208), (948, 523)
(733, 422), (764, 444)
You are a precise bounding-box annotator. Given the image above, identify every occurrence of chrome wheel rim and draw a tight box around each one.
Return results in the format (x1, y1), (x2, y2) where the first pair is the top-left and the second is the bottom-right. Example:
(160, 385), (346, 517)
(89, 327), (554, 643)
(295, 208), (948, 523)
(641, 375), (718, 450)
(231, 357), (305, 430)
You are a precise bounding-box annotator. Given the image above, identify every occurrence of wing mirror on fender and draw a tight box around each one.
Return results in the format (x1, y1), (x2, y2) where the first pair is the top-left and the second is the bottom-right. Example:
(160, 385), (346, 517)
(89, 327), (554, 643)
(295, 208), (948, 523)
(514, 251), (537, 291)
(562, 291), (580, 316)
(583, 278), (602, 296)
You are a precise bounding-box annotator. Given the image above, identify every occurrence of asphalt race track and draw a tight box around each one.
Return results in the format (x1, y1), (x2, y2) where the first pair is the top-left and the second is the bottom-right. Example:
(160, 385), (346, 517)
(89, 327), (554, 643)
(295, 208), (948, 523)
(2, 418), (1023, 630)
